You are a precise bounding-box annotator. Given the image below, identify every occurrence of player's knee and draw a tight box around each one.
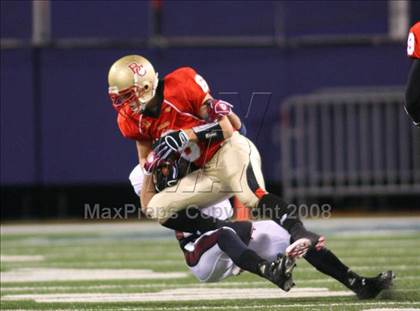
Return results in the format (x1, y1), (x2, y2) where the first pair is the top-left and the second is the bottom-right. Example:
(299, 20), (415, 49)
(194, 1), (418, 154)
(236, 193), (259, 210)
(145, 200), (174, 223)
(156, 206), (179, 224)
(142, 203), (158, 220)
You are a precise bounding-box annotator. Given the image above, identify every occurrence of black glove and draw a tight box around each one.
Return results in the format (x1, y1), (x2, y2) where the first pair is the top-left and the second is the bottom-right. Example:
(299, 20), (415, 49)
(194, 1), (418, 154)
(153, 130), (190, 161)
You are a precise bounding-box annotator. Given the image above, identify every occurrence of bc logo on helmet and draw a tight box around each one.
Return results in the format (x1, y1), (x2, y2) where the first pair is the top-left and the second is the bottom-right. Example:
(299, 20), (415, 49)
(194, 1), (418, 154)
(128, 63), (147, 77)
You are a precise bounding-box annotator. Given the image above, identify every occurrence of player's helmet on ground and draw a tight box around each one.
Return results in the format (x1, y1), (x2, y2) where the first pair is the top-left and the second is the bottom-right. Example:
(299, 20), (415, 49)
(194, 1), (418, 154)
(108, 55), (159, 113)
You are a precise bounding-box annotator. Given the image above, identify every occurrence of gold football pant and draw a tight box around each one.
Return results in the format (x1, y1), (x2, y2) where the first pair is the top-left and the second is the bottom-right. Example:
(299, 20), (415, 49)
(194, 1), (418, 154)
(146, 132), (267, 223)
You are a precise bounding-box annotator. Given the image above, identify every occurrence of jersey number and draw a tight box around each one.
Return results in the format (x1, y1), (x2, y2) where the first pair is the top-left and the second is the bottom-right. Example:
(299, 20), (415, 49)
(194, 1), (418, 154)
(194, 74), (209, 93)
(407, 32), (415, 56)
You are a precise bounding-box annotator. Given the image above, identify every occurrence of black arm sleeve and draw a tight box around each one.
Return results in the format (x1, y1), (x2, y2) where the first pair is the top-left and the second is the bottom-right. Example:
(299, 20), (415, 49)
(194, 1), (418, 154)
(405, 59), (420, 125)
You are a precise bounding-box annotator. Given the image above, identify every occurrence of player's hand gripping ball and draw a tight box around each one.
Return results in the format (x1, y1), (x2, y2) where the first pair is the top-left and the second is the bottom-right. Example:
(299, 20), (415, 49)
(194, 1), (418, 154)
(207, 99), (233, 122)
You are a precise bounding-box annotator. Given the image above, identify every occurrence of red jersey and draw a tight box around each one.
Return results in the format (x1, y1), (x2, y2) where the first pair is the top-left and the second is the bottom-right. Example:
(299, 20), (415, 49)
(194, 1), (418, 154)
(407, 22), (420, 59)
(117, 67), (222, 167)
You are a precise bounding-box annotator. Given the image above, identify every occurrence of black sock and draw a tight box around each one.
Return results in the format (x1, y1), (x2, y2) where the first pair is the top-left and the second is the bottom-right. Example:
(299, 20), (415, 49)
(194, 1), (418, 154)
(304, 248), (358, 289)
(161, 207), (227, 234)
(256, 193), (300, 231)
(217, 227), (265, 275)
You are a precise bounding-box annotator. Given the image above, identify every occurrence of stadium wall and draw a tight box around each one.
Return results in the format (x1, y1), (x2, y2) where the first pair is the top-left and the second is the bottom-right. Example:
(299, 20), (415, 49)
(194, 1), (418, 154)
(1, 1), (419, 218)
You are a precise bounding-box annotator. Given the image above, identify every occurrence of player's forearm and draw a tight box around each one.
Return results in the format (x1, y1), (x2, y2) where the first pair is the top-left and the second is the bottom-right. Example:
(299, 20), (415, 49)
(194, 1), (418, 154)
(184, 116), (234, 142)
(227, 112), (242, 130)
(218, 115), (235, 138)
(140, 174), (155, 212)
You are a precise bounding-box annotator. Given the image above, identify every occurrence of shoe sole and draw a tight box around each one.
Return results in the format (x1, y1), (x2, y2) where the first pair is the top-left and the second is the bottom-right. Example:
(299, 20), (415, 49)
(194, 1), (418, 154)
(279, 255), (297, 292)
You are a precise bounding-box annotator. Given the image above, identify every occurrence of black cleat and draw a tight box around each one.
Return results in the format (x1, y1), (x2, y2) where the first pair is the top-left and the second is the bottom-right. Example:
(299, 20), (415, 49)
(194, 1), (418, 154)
(258, 255), (296, 291)
(349, 270), (395, 299)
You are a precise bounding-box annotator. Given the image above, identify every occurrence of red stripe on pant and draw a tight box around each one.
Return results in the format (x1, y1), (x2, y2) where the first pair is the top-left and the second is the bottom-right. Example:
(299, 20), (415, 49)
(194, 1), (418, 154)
(184, 230), (221, 267)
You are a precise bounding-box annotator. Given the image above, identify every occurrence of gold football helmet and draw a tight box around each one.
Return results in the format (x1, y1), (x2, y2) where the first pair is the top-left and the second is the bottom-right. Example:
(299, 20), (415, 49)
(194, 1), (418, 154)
(108, 55), (159, 112)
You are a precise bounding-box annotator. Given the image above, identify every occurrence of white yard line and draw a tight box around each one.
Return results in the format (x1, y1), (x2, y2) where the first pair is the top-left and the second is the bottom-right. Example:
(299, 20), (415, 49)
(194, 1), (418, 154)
(2, 269), (420, 290)
(0, 255), (45, 262)
(0, 222), (169, 235)
(1, 302), (419, 311)
(2, 287), (355, 303)
(0, 268), (188, 283)
(4, 255), (417, 265)
(123, 303), (420, 311)
(1, 285), (419, 294)
(1, 264), (418, 289)
(4, 239), (419, 253)
(4, 259), (415, 269)
(32, 264), (419, 271)
(95, 302), (420, 311)
(295, 265), (420, 272)
(133, 303), (420, 311)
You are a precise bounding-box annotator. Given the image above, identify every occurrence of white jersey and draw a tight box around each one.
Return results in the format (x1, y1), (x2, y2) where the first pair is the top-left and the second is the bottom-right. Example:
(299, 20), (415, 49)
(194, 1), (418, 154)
(129, 164), (290, 282)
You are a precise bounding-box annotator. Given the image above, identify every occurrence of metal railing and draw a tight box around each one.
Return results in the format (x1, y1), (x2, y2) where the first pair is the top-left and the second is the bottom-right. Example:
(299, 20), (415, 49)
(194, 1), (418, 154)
(280, 87), (420, 202)
(1, 0), (409, 50)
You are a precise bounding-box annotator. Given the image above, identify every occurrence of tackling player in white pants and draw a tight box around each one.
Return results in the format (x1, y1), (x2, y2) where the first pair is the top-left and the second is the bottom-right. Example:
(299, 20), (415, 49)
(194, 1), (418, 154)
(130, 164), (293, 283)
(130, 164), (395, 297)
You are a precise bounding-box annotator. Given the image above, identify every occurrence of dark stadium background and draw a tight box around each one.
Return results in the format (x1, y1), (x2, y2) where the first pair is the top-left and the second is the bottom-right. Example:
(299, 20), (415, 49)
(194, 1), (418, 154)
(1, 0), (419, 219)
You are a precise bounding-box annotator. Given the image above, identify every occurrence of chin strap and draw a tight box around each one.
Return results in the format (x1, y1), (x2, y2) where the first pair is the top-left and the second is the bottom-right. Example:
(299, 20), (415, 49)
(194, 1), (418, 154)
(139, 73), (159, 112)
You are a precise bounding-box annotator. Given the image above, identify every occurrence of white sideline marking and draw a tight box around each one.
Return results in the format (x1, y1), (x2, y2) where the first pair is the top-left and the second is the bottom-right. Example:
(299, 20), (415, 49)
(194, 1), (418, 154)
(2, 287), (354, 302)
(0, 268), (187, 283)
(0, 255), (44, 262)
(364, 309), (420, 311)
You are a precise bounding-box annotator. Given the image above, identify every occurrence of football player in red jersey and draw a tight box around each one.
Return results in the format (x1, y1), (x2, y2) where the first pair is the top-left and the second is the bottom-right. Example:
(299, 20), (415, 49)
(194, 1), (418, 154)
(405, 21), (420, 126)
(107, 55), (324, 257)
